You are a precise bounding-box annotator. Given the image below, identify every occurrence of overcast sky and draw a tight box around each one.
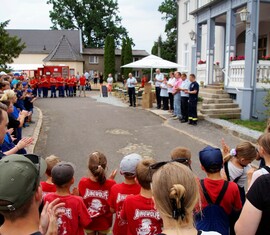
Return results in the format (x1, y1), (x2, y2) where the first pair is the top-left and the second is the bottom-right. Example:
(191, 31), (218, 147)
(0, 0), (166, 53)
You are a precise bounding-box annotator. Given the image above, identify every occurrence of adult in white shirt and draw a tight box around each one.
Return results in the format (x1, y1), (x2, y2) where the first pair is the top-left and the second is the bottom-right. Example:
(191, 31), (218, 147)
(167, 71), (176, 112)
(107, 73), (114, 93)
(179, 73), (191, 123)
(154, 69), (164, 109)
(126, 73), (137, 107)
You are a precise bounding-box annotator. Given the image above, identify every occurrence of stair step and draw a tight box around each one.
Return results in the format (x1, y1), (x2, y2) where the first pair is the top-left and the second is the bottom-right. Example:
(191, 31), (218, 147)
(202, 103), (239, 109)
(205, 84), (224, 89)
(200, 92), (230, 98)
(200, 88), (225, 94)
(200, 108), (241, 115)
(202, 98), (233, 104)
(207, 113), (241, 119)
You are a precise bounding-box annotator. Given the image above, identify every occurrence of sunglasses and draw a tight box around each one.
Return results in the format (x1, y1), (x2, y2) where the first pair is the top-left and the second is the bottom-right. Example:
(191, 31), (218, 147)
(149, 158), (190, 171)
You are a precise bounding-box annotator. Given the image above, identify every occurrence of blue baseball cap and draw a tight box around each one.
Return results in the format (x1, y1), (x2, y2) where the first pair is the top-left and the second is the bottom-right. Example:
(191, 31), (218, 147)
(27, 89), (32, 93)
(199, 146), (223, 170)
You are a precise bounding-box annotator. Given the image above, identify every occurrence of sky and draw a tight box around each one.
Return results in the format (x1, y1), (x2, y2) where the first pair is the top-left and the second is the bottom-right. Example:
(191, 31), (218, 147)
(0, 0), (166, 53)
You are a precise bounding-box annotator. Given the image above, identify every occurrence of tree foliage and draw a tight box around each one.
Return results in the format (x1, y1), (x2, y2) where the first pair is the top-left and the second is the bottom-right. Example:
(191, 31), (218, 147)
(104, 35), (115, 80)
(122, 37), (133, 79)
(47, 0), (128, 48)
(152, 0), (177, 62)
(0, 20), (26, 71)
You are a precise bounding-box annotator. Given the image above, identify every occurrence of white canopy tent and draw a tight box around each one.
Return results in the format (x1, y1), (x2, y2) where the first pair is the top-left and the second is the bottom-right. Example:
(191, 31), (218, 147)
(121, 55), (185, 81)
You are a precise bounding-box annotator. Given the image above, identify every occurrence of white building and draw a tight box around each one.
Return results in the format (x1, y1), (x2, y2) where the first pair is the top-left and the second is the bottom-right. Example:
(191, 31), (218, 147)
(176, 0), (270, 120)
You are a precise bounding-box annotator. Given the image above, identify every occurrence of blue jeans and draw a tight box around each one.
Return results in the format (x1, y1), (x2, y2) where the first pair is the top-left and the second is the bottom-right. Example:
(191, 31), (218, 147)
(173, 93), (181, 117)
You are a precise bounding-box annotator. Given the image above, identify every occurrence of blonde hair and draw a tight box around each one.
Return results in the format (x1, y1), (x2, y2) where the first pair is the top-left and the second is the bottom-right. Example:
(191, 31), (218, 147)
(45, 155), (60, 177)
(223, 141), (257, 163)
(151, 162), (199, 226)
(258, 133), (270, 156)
(88, 151), (107, 185)
(136, 157), (155, 190)
(170, 147), (191, 160)
(0, 89), (16, 101)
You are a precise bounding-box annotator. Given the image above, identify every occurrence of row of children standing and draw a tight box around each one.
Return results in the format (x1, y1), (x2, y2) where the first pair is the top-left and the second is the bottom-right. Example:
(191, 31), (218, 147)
(156, 70), (199, 126)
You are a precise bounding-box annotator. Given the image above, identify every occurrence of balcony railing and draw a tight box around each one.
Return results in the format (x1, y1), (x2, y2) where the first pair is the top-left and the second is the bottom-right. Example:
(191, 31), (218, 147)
(196, 63), (223, 85)
(229, 60), (270, 88)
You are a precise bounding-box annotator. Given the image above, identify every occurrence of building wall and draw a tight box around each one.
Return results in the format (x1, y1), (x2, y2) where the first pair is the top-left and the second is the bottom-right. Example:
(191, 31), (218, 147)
(12, 54), (46, 64)
(44, 61), (83, 76)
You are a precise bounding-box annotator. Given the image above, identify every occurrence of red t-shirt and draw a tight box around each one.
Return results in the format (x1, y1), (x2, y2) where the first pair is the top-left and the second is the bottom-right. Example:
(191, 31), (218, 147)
(79, 76), (86, 86)
(40, 181), (56, 197)
(199, 178), (242, 215)
(108, 182), (141, 235)
(78, 177), (116, 231)
(121, 194), (162, 235)
(44, 193), (91, 235)
(57, 77), (64, 87)
(50, 77), (57, 86)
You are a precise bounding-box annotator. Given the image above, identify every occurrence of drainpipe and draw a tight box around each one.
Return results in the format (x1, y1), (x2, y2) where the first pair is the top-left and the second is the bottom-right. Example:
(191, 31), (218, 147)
(251, 0), (260, 119)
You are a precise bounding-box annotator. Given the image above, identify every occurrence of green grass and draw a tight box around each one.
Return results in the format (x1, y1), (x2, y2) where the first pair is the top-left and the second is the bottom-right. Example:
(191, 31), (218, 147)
(228, 119), (266, 132)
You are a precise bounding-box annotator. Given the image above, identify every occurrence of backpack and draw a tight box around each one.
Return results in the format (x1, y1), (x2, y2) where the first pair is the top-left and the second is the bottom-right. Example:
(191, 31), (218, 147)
(195, 180), (230, 235)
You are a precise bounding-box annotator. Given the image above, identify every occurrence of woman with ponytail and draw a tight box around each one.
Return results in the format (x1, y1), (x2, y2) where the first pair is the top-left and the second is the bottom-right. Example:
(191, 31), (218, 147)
(151, 161), (220, 235)
(78, 151), (116, 235)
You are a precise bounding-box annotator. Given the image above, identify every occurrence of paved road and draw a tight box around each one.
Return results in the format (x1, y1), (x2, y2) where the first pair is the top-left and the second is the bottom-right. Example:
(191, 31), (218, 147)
(34, 91), (245, 185)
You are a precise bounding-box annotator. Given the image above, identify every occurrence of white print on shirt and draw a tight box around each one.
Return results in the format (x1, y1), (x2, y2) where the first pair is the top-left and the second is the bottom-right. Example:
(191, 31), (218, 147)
(88, 198), (106, 218)
(83, 189), (109, 200)
(133, 209), (160, 220)
(137, 218), (157, 235)
(116, 193), (128, 203)
(57, 207), (72, 219)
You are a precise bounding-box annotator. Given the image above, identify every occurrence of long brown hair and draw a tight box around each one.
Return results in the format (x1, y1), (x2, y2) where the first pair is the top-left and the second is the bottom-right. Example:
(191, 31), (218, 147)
(88, 151), (107, 185)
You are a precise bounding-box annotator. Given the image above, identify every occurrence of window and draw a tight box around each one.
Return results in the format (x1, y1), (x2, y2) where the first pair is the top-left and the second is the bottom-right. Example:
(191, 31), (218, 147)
(183, 43), (189, 69)
(133, 57), (140, 62)
(258, 35), (267, 58)
(134, 70), (140, 78)
(89, 56), (99, 64)
(184, 1), (190, 22)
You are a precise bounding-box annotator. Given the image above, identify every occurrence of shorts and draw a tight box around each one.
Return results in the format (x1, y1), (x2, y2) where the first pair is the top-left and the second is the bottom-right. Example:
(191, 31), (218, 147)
(84, 228), (111, 234)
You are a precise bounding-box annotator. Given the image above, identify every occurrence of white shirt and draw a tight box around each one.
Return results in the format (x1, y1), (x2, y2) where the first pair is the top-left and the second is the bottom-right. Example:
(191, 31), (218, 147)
(248, 166), (270, 190)
(180, 79), (191, 97)
(155, 73), (164, 87)
(167, 77), (176, 93)
(126, 77), (137, 88)
(227, 161), (250, 188)
(107, 77), (113, 84)
(160, 82), (169, 97)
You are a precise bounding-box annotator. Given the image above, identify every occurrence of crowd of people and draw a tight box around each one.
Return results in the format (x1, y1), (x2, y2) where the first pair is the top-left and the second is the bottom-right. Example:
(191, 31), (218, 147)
(154, 69), (199, 126)
(0, 113), (269, 235)
(0, 71), (270, 235)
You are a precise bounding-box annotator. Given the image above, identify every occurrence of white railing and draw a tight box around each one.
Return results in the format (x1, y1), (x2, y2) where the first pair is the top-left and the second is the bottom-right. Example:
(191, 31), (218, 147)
(197, 64), (207, 84)
(213, 65), (224, 83)
(229, 60), (270, 89)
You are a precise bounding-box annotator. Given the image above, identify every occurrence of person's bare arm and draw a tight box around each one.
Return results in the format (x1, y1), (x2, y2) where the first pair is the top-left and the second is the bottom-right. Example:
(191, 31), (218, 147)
(235, 199), (262, 235)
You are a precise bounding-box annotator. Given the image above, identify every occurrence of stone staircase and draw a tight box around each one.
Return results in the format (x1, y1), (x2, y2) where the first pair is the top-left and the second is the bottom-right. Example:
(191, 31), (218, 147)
(199, 84), (241, 119)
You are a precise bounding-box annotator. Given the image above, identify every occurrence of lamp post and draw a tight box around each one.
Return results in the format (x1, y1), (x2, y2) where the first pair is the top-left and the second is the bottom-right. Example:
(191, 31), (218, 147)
(189, 30), (196, 42)
(239, 7), (250, 27)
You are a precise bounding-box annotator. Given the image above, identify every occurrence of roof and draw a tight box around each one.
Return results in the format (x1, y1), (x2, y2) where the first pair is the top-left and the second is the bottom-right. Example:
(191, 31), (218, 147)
(82, 48), (149, 57)
(43, 35), (83, 62)
(7, 29), (81, 54)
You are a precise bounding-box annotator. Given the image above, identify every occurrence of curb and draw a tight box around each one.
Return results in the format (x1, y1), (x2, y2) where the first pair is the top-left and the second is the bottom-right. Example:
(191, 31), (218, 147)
(27, 107), (43, 154)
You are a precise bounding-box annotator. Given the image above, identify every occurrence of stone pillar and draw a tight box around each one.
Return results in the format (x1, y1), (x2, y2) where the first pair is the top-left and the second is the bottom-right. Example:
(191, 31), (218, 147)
(241, 0), (259, 120)
(225, 7), (236, 87)
(195, 23), (202, 74)
(206, 18), (215, 85)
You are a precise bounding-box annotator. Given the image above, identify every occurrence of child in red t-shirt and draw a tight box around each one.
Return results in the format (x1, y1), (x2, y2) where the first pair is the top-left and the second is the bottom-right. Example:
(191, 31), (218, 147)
(40, 155), (61, 197)
(44, 162), (92, 235)
(78, 151), (116, 235)
(108, 153), (142, 235)
(120, 158), (162, 235)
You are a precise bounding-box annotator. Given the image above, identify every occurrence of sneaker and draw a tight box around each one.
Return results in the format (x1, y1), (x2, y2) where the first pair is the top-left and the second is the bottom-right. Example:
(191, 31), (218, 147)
(180, 119), (188, 123)
(172, 116), (179, 120)
(171, 114), (177, 117)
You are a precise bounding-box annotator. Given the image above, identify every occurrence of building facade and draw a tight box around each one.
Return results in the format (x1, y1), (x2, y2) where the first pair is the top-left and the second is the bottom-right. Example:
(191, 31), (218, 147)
(176, 0), (270, 120)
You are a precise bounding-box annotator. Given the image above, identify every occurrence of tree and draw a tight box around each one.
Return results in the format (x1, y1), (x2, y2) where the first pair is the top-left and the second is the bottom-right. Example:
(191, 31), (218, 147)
(123, 37), (133, 79)
(120, 38), (126, 76)
(0, 20), (26, 71)
(152, 0), (177, 62)
(104, 35), (115, 80)
(47, 0), (128, 48)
